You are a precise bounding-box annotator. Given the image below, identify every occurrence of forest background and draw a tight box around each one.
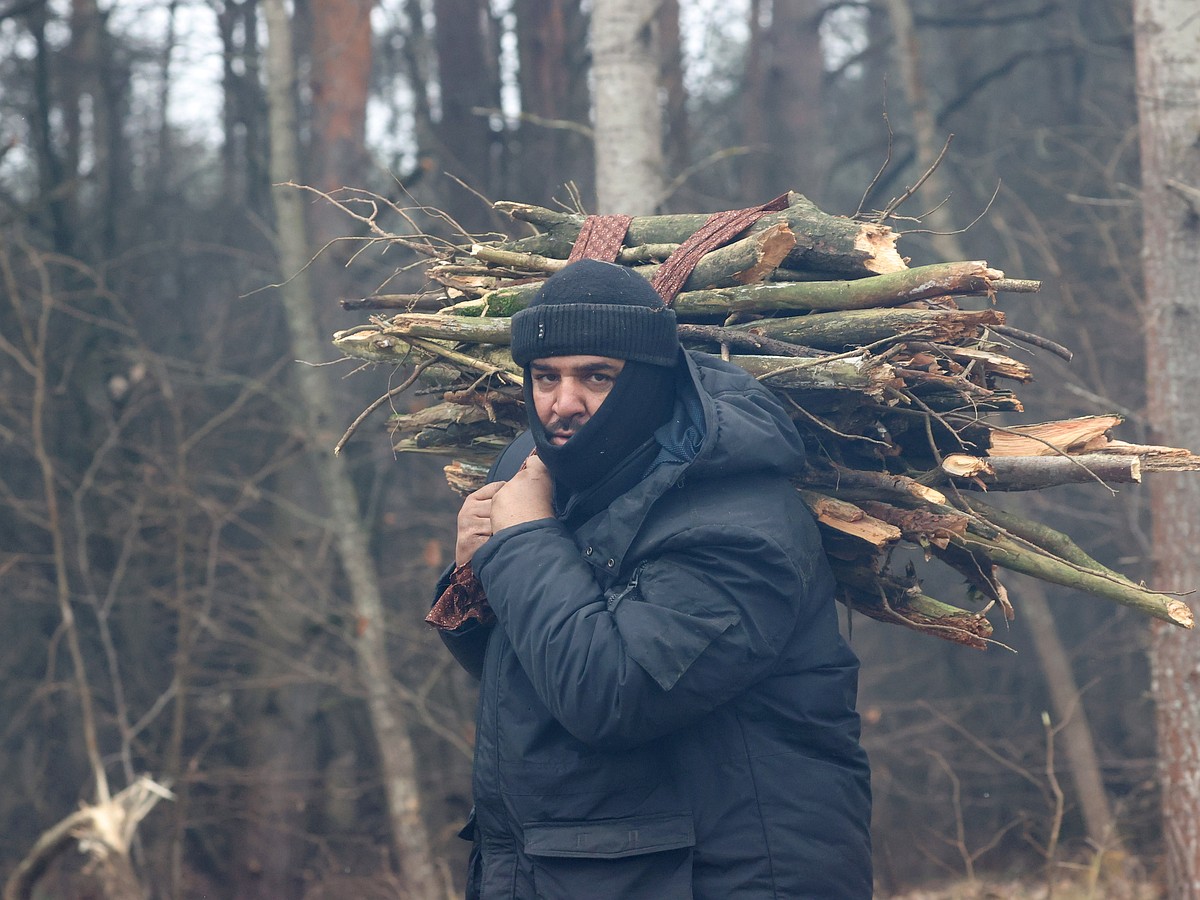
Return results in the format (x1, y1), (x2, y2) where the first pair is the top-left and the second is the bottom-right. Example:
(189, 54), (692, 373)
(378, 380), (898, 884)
(1, 0), (1198, 897)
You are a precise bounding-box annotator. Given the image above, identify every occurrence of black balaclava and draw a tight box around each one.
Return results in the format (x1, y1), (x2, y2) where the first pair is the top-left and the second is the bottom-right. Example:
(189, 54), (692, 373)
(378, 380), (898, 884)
(522, 359), (676, 492)
(510, 259), (681, 494)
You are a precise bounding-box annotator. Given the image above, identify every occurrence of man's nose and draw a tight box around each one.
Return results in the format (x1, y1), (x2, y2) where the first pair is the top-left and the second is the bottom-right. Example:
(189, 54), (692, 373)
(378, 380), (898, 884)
(554, 381), (588, 417)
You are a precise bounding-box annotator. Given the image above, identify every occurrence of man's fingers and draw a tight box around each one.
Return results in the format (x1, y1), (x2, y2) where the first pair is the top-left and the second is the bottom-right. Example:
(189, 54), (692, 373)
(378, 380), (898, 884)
(471, 480), (507, 499)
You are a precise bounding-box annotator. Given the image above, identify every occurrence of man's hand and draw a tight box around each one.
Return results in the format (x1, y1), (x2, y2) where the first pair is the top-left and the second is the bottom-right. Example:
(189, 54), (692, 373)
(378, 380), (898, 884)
(490, 452), (554, 532)
(455, 481), (506, 567)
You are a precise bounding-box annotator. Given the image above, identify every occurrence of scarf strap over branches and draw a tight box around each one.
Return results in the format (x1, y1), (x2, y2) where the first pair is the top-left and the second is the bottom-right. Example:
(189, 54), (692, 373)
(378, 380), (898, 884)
(567, 194), (791, 305)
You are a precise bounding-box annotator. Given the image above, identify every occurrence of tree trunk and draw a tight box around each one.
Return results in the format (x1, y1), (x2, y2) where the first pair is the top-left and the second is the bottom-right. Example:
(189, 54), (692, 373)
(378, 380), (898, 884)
(310, 0), (373, 197)
(883, 0), (967, 261)
(1135, 1), (1200, 895)
(656, 0), (689, 187)
(433, 0), (499, 228)
(744, 0), (826, 200)
(261, 2), (442, 896)
(589, 0), (665, 214)
(1017, 578), (1119, 853)
(514, 0), (592, 204)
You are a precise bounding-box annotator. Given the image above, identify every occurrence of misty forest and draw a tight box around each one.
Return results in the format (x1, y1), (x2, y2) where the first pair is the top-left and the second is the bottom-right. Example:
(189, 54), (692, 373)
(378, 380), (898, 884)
(1, 0), (1199, 897)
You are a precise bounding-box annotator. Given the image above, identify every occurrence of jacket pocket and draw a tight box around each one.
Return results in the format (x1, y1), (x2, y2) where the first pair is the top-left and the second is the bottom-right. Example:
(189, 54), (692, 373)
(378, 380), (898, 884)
(524, 813), (694, 900)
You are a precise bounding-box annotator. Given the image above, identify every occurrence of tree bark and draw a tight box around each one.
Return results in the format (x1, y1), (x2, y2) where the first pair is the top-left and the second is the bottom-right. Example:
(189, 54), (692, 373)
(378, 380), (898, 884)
(433, 0), (499, 229)
(310, 0), (373, 197)
(1135, 0), (1200, 894)
(735, 306), (1004, 351)
(883, 0), (967, 261)
(657, 0), (689, 185)
(497, 193), (906, 276)
(515, 0), (592, 204)
(744, 0), (827, 199)
(590, 0), (666, 213)
(940, 453), (1143, 490)
(262, 3), (442, 896)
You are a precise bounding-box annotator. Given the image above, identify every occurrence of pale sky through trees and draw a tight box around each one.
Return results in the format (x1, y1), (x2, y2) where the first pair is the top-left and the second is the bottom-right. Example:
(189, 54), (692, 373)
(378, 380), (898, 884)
(20, 0), (871, 178)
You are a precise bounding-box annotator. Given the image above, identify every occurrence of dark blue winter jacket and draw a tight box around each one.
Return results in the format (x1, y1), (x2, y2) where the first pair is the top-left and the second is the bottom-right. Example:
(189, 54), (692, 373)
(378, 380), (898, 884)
(439, 350), (872, 898)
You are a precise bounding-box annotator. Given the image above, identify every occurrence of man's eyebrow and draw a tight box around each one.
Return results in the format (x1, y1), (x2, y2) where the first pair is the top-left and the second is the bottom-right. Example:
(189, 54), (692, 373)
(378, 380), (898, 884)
(530, 361), (622, 374)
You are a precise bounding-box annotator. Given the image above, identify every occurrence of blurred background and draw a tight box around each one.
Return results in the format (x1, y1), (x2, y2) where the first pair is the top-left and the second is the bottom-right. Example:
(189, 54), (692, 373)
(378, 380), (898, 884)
(0, 0), (1179, 896)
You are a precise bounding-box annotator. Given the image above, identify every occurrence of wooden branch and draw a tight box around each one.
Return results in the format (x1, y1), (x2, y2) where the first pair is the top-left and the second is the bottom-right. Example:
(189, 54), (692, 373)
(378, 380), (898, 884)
(798, 464), (949, 505)
(926, 344), (1034, 382)
(731, 353), (896, 395)
(443, 460), (489, 495)
(941, 453), (1142, 490)
(830, 563), (995, 650)
(735, 307), (1005, 351)
(4, 776), (171, 900)
(858, 500), (970, 549)
(495, 191), (907, 276)
(331, 328), (523, 380)
(953, 514), (1193, 628)
(446, 260), (1021, 319)
(1090, 440), (1200, 471)
(666, 261), (1013, 317)
(340, 293), (448, 312)
(662, 221), (796, 290)
(987, 415), (1124, 456)
(677, 324), (820, 357)
(991, 323), (1073, 361)
(365, 313), (513, 344)
(799, 491), (903, 548)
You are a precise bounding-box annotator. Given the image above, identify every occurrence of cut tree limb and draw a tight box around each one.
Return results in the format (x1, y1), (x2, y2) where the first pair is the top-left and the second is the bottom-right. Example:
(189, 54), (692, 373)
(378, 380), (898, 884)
(735, 307), (1005, 351)
(941, 453), (1143, 490)
(3, 776), (172, 900)
(953, 514), (1193, 627)
(495, 192), (907, 276)
(800, 491), (903, 548)
(445, 261), (1025, 319)
(988, 415), (1124, 456)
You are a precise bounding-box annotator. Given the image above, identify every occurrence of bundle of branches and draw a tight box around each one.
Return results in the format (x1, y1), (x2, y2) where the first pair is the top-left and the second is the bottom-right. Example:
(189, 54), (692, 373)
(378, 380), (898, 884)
(331, 192), (1197, 649)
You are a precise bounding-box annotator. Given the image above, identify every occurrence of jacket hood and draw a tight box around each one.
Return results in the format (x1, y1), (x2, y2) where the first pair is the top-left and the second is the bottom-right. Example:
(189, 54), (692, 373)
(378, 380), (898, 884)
(674, 350), (807, 481)
(561, 351), (808, 577)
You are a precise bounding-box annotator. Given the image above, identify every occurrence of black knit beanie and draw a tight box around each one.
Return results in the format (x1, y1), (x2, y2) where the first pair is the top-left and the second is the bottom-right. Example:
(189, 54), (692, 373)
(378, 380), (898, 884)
(512, 260), (681, 493)
(510, 259), (679, 366)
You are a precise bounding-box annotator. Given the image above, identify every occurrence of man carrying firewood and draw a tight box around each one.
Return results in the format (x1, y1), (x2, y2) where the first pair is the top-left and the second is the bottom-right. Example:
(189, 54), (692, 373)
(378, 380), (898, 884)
(427, 258), (872, 899)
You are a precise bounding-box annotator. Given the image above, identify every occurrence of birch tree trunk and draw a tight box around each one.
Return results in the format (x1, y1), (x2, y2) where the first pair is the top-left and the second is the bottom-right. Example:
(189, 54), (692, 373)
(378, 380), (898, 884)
(883, 0), (967, 261)
(1134, 2), (1200, 896)
(261, 3), (442, 896)
(590, 0), (665, 214)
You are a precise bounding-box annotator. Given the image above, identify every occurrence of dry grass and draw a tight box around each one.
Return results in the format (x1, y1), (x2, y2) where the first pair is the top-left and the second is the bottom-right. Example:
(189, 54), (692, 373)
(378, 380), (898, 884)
(884, 868), (1162, 900)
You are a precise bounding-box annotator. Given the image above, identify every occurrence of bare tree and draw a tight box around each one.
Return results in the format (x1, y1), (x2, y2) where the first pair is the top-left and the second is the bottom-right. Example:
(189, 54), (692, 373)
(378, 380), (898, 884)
(261, 1), (442, 895)
(514, 0), (592, 205)
(590, 0), (665, 213)
(743, 0), (826, 201)
(1135, 0), (1200, 894)
(882, 0), (967, 261)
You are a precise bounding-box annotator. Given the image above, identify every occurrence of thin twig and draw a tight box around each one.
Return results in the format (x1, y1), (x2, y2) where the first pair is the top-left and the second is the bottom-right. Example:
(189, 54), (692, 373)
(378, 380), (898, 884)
(876, 133), (956, 223)
(785, 395), (892, 447)
(334, 358), (437, 455)
(991, 324), (1073, 361)
(855, 105), (895, 220)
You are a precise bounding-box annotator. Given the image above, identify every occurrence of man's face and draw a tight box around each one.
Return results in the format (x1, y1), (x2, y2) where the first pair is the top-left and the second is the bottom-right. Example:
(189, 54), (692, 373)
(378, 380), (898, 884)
(529, 355), (626, 445)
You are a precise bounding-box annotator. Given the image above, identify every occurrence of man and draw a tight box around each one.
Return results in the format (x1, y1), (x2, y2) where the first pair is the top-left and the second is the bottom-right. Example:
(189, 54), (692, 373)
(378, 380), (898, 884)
(428, 259), (872, 899)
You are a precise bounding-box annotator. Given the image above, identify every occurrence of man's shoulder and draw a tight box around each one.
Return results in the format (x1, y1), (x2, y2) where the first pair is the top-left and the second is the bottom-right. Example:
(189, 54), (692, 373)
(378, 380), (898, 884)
(654, 469), (810, 538)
